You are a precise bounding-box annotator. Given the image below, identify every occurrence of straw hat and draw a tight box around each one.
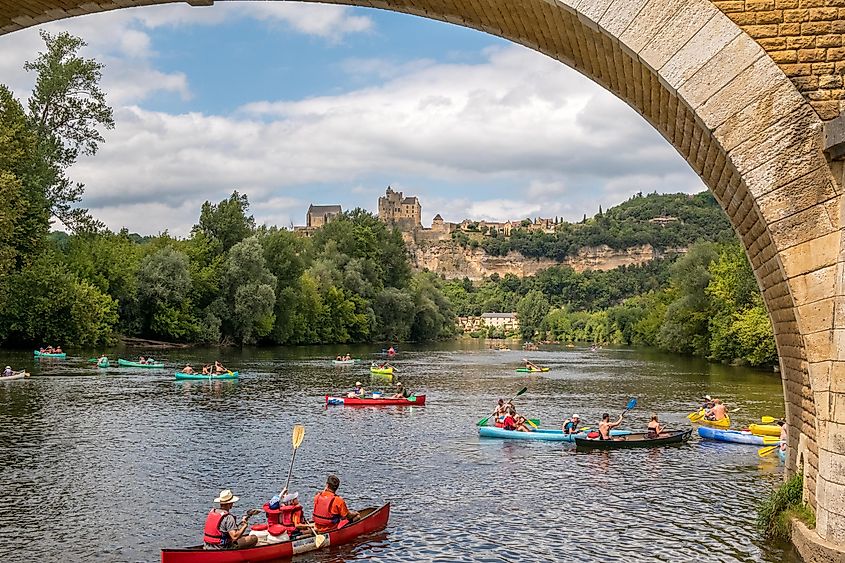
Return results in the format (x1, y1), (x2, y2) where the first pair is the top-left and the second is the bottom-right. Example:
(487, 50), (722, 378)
(214, 489), (239, 504)
(355, 381), (362, 386)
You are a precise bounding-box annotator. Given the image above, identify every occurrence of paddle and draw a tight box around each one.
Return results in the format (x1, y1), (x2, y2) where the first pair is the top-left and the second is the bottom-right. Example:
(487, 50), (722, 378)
(622, 397), (637, 414)
(758, 443), (783, 457)
(280, 425), (326, 548)
(762, 435), (781, 445)
(283, 425), (305, 495)
(477, 386), (528, 426)
(761, 416), (781, 424)
(689, 410), (705, 422)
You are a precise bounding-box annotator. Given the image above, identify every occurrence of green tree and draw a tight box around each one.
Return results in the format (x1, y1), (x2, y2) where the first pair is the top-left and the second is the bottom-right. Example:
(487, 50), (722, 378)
(222, 236), (277, 343)
(517, 289), (550, 340)
(25, 30), (114, 231)
(194, 191), (255, 253)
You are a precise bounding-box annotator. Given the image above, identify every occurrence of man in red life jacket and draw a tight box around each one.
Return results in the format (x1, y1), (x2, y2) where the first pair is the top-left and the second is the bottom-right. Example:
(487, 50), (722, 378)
(312, 475), (360, 533)
(202, 489), (258, 551)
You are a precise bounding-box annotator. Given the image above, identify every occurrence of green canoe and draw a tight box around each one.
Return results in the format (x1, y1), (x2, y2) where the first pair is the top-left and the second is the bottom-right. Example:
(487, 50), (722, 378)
(34, 350), (66, 358)
(97, 360), (110, 368)
(174, 371), (239, 380)
(118, 359), (165, 368)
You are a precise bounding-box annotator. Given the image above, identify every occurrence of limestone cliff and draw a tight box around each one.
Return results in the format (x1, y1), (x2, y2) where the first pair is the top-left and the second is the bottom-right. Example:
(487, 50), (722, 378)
(411, 242), (679, 280)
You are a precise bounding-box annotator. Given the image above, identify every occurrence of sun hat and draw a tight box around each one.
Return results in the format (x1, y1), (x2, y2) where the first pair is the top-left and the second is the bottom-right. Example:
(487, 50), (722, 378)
(572, 414), (580, 419)
(282, 492), (299, 503)
(214, 489), (239, 504)
(355, 381), (362, 386)
(705, 395), (712, 401)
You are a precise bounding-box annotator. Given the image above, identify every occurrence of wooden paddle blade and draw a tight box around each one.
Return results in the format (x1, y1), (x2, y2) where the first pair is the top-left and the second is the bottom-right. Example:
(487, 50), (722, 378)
(314, 533), (327, 548)
(292, 425), (305, 448)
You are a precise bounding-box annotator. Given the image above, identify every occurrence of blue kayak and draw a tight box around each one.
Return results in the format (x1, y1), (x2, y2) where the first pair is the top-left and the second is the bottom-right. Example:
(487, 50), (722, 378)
(478, 426), (631, 442)
(697, 425), (767, 445)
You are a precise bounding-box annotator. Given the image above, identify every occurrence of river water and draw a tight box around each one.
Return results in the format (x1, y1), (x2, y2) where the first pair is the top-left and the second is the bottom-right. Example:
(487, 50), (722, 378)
(0, 341), (797, 562)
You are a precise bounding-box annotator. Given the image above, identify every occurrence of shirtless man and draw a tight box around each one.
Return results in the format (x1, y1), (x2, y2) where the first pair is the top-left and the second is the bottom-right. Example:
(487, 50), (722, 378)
(706, 399), (727, 421)
(599, 412), (624, 440)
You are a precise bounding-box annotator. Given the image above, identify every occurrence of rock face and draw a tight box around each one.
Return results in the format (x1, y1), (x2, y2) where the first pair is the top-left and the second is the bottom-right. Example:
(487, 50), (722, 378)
(411, 242), (676, 280)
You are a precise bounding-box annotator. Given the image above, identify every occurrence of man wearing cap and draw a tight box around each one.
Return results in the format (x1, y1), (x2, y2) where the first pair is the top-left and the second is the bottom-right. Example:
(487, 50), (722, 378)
(202, 489), (258, 550)
(313, 475), (360, 532)
(3, 366), (12, 377)
(391, 382), (409, 399)
(562, 414), (581, 435)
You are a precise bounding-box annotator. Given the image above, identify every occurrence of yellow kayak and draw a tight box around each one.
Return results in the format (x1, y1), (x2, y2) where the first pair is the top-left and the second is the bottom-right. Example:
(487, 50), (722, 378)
(698, 416), (730, 429)
(748, 423), (780, 437)
(689, 410), (731, 428)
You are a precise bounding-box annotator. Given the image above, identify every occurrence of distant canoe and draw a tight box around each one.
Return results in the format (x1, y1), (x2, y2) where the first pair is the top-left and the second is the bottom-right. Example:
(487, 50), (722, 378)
(332, 359), (361, 365)
(326, 394), (424, 406)
(118, 359), (165, 368)
(575, 429), (692, 450)
(0, 371), (29, 381)
(34, 351), (66, 358)
(515, 367), (549, 373)
(174, 371), (239, 380)
(97, 360), (110, 368)
(370, 366), (393, 375)
(747, 423), (780, 437)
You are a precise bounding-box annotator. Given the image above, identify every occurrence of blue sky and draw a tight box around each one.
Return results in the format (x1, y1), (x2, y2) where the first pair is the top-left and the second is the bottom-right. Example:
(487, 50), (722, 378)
(0, 3), (705, 236)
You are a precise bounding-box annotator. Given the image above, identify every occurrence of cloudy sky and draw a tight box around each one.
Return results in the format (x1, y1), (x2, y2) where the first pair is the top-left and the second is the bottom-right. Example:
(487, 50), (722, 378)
(0, 2), (706, 236)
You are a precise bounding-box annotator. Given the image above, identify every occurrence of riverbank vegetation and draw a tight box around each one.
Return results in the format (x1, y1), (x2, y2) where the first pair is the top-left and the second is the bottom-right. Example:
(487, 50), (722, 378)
(0, 31), (455, 347)
(756, 473), (815, 541)
(445, 239), (778, 368)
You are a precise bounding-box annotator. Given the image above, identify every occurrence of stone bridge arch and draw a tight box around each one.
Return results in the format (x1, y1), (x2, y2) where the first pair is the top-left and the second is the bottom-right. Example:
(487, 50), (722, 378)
(3, 0), (845, 549)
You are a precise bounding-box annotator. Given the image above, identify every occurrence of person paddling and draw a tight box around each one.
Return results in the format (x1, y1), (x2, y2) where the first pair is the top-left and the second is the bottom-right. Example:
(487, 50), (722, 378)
(214, 360), (227, 374)
(3, 366), (12, 377)
(705, 398), (727, 421)
(313, 475), (359, 532)
(202, 489), (258, 551)
(391, 382), (409, 399)
(562, 414), (582, 434)
(778, 419), (787, 454)
(599, 412), (624, 440)
(523, 358), (540, 371)
(182, 364), (194, 374)
(646, 413), (665, 438)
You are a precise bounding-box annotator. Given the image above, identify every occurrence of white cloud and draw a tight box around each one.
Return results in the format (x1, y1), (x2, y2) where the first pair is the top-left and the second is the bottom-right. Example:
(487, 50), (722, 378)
(0, 4), (705, 235)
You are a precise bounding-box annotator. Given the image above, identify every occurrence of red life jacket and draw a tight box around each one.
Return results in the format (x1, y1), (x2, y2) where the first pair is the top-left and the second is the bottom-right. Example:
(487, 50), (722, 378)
(203, 509), (228, 545)
(313, 491), (348, 530)
(280, 504), (303, 533)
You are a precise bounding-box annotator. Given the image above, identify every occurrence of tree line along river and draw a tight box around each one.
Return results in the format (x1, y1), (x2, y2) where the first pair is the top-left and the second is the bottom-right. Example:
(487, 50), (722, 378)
(0, 341), (797, 562)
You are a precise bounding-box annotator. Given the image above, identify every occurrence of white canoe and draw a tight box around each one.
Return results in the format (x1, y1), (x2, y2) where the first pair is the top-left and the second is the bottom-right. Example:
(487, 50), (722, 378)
(0, 371), (29, 381)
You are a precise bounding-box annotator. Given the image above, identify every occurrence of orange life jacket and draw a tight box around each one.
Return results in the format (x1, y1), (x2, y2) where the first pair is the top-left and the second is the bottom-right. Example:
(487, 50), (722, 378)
(202, 509), (228, 546)
(313, 491), (348, 530)
(280, 504), (303, 533)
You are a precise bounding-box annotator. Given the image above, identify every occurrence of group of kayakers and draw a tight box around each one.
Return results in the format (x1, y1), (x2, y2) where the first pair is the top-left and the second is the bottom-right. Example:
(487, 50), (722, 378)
(203, 475), (359, 551)
(347, 380), (409, 399)
(38, 345), (62, 354)
(181, 361), (229, 374)
(335, 354), (353, 361)
(491, 399), (534, 432)
(135, 355), (158, 365)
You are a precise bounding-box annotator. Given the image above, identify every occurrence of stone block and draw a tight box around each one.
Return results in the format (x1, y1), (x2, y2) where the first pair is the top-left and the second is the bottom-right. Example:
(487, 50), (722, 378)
(788, 265), (838, 306)
(817, 34), (843, 48)
(597, 0), (650, 36)
(783, 8), (810, 22)
(787, 36), (816, 49)
(770, 49), (799, 63)
(831, 362), (845, 393)
(781, 232), (842, 280)
(755, 10), (783, 24)
(618, 0), (690, 53)
(809, 7), (838, 21)
(799, 48), (829, 63)
(803, 328), (834, 360)
(661, 14), (743, 90)
(781, 62), (813, 76)
(780, 22), (802, 35)
(770, 203), (838, 250)
(638, 3), (717, 70)
(801, 21), (832, 35)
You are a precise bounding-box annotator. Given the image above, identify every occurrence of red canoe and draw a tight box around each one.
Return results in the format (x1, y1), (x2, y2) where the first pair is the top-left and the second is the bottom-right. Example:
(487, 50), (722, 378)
(325, 395), (426, 406)
(161, 504), (389, 563)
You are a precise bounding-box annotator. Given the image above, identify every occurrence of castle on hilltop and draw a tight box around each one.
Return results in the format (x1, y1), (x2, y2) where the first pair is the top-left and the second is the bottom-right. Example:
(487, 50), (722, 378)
(378, 186), (422, 229)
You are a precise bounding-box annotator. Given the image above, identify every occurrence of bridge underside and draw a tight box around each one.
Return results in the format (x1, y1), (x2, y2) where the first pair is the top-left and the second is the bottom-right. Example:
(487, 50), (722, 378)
(3, 0), (845, 549)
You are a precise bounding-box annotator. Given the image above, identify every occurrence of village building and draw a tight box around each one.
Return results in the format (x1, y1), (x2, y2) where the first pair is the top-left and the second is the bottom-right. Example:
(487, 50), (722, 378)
(307, 204), (342, 228)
